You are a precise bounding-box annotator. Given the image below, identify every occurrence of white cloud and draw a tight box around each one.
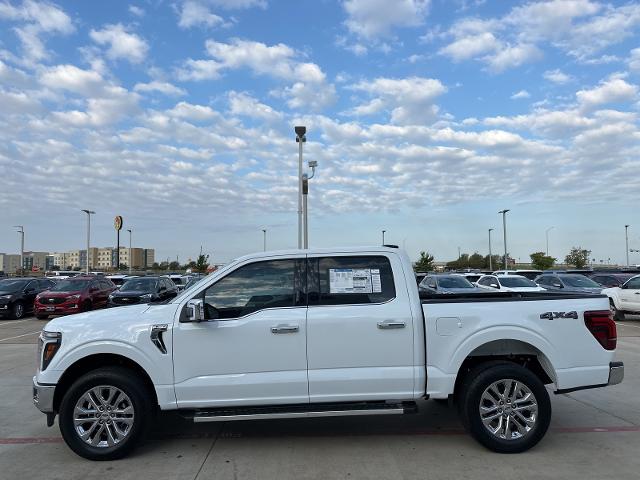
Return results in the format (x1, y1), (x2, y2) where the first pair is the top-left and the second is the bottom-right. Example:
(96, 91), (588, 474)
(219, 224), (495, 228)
(134, 81), (186, 96)
(629, 48), (640, 73)
(543, 69), (573, 84)
(39, 64), (105, 96)
(577, 77), (638, 111)
(178, 1), (224, 29)
(439, 32), (499, 62)
(176, 59), (222, 81)
(168, 101), (217, 121)
(343, 0), (430, 39)
(510, 90), (530, 100)
(129, 5), (144, 17)
(203, 0), (266, 8)
(485, 43), (542, 72)
(228, 91), (282, 121)
(90, 24), (149, 64)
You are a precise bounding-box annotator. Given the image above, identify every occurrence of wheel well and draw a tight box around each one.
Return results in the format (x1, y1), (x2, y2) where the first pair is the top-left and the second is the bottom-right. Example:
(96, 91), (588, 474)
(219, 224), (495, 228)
(53, 354), (157, 412)
(453, 340), (555, 399)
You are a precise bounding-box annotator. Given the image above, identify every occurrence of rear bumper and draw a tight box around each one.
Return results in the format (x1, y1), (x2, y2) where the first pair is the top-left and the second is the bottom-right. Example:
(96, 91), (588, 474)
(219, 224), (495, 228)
(555, 362), (624, 394)
(32, 376), (55, 413)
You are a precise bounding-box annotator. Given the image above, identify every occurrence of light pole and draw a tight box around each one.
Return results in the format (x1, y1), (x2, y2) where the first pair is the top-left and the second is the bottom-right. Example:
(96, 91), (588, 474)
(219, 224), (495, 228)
(81, 210), (95, 274)
(545, 226), (554, 256)
(499, 209), (510, 269)
(295, 126), (306, 249)
(13, 226), (24, 275)
(127, 228), (133, 274)
(301, 160), (317, 249)
(382, 230), (386, 245)
(625, 225), (630, 267)
(488, 228), (494, 271)
(262, 229), (267, 252)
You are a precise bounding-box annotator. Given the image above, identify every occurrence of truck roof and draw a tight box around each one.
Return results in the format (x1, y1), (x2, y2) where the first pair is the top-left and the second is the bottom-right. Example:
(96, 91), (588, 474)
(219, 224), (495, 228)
(231, 246), (406, 264)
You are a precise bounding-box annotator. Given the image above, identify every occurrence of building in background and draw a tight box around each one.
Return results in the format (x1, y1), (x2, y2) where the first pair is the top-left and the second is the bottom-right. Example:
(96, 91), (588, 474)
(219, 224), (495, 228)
(0, 253), (22, 274)
(52, 252), (70, 269)
(22, 251), (49, 272)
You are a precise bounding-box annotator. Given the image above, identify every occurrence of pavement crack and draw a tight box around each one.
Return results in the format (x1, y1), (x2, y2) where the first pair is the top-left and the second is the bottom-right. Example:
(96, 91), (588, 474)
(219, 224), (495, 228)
(193, 423), (225, 480)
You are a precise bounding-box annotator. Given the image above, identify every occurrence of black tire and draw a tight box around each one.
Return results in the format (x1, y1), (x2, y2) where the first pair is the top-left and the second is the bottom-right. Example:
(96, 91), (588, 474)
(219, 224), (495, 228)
(610, 300), (624, 321)
(35, 314), (48, 320)
(82, 300), (93, 312)
(12, 301), (25, 319)
(458, 362), (551, 453)
(59, 367), (152, 460)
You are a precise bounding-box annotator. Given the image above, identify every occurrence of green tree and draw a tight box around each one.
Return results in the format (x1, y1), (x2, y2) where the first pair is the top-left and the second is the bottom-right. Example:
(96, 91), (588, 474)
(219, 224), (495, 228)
(530, 252), (556, 270)
(151, 262), (160, 270)
(468, 252), (485, 269)
(168, 261), (181, 270)
(118, 263), (128, 271)
(565, 247), (591, 268)
(195, 254), (210, 273)
(414, 251), (435, 272)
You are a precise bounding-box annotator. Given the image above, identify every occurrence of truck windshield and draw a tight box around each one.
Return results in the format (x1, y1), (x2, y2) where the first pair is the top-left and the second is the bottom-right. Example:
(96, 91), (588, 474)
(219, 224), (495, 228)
(439, 277), (474, 288)
(561, 275), (600, 288)
(500, 277), (538, 288)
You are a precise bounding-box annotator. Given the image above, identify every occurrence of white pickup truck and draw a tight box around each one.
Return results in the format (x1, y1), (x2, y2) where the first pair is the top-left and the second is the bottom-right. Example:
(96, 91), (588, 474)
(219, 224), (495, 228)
(33, 247), (623, 460)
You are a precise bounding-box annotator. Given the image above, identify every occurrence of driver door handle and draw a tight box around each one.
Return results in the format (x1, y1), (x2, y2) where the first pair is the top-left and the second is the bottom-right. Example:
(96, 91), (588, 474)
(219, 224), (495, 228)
(271, 324), (299, 334)
(377, 320), (406, 329)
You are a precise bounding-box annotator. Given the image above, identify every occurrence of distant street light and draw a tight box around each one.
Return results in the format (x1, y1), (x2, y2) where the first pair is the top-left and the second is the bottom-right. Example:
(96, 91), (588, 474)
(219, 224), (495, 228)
(498, 209), (510, 269)
(625, 225), (630, 267)
(545, 226), (555, 256)
(382, 230), (386, 245)
(127, 228), (133, 275)
(488, 228), (494, 271)
(81, 210), (95, 274)
(13, 226), (24, 275)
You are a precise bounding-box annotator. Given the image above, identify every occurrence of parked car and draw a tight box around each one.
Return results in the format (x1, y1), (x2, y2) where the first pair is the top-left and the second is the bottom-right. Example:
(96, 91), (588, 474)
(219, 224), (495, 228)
(184, 275), (207, 290)
(46, 271), (79, 280)
(33, 246), (622, 460)
(108, 276), (178, 307)
(0, 278), (55, 319)
(34, 276), (117, 319)
(453, 272), (484, 283)
(419, 274), (485, 294)
(105, 274), (131, 288)
(602, 274), (640, 320)
(476, 274), (546, 292)
(168, 274), (188, 291)
(492, 270), (543, 281)
(590, 273), (636, 288)
(534, 273), (602, 294)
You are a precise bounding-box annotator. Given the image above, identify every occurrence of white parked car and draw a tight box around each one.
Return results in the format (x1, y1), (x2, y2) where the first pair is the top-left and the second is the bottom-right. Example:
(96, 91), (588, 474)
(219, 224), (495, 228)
(477, 274), (547, 292)
(492, 270), (543, 281)
(602, 274), (640, 320)
(33, 247), (623, 460)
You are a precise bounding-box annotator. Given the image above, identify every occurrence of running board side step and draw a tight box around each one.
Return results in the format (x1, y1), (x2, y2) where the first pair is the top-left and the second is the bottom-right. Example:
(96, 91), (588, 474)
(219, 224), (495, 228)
(191, 401), (417, 423)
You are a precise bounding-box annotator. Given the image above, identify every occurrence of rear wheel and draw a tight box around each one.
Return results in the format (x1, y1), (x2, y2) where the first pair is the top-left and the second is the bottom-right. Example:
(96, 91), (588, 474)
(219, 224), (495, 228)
(58, 367), (152, 460)
(610, 301), (624, 321)
(459, 363), (551, 453)
(12, 302), (25, 319)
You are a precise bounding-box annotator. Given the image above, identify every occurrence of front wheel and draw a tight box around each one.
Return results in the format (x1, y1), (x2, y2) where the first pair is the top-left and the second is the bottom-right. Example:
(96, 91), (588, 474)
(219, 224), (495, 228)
(459, 363), (551, 453)
(59, 367), (152, 460)
(12, 302), (25, 319)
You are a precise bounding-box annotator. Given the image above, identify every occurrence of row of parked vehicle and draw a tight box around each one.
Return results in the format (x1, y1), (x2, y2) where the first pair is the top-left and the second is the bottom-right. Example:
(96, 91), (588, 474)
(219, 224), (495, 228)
(416, 269), (640, 320)
(0, 274), (207, 320)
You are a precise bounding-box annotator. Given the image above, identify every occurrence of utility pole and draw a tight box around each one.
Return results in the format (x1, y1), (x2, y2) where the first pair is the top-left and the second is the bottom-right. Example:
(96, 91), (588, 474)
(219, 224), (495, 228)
(545, 226), (554, 256)
(13, 226), (24, 275)
(625, 225), (630, 267)
(127, 228), (132, 275)
(262, 229), (267, 251)
(488, 228), (494, 271)
(81, 210), (95, 274)
(499, 209), (510, 269)
(295, 126), (306, 249)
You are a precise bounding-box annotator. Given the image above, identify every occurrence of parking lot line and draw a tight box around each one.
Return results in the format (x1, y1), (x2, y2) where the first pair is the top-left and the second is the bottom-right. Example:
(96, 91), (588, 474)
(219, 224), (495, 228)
(0, 331), (41, 342)
(0, 319), (29, 328)
(618, 322), (640, 330)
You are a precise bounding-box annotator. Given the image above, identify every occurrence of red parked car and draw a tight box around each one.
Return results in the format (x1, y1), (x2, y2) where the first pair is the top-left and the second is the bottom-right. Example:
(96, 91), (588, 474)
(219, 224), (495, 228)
(35, 276), (117, 320)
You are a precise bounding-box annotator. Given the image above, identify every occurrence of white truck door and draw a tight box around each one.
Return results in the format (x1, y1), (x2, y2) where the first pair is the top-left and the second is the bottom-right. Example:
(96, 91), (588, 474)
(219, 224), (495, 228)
(173, 258), (309, 408)
(306, 253), (415, 403)
(619, 276), (640, 312)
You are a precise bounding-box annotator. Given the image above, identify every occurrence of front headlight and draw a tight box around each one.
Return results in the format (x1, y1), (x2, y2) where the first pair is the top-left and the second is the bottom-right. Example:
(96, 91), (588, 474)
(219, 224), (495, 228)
(38, 331), (62, 371)
(67, 294), (81, 300)
(108, 294), (114, 300)
(0, 294), (12, 300)
(140, 294), (153, 302)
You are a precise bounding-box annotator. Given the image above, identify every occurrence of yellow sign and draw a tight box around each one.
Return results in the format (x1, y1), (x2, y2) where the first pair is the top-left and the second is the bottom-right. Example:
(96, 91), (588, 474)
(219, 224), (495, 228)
(114, 216), (123, 231)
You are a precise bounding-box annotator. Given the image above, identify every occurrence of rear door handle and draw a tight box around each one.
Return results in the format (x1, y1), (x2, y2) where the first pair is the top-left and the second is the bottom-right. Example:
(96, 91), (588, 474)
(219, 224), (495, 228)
(271, 324), (299, 334)
(377, 321), (406, 329)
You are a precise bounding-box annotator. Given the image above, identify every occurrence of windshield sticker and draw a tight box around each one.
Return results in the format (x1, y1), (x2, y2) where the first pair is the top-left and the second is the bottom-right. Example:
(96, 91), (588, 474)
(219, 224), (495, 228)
(329, 268), (381, 294)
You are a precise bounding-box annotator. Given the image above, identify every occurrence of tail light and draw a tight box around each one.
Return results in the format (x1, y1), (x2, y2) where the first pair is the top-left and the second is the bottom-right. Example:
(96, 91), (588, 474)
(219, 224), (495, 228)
(584, 310), (617, 350)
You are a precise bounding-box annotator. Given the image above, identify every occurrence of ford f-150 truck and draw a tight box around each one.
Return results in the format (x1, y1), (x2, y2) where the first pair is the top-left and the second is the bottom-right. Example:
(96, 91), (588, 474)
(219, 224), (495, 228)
(33, 247), (624, 460)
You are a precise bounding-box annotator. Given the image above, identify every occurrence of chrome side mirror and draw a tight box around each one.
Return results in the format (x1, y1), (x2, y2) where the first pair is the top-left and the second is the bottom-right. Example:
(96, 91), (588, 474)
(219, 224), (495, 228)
(186, 299), (205, 322)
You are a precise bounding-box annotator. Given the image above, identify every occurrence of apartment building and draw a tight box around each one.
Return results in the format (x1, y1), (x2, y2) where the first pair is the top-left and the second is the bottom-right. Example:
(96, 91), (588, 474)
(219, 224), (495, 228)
(0, 253), (22, 274)
(22, 251), (49, 272)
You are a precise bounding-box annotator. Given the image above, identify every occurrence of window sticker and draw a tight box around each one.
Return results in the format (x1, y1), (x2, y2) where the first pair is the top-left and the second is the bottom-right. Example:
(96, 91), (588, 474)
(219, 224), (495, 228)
(329, 268), (382, 294)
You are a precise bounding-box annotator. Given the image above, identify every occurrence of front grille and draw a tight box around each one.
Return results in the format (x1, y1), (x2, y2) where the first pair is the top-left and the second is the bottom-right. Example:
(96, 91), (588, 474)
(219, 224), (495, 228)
(112, 296), (141, 305)
(41, 297), (65, 305)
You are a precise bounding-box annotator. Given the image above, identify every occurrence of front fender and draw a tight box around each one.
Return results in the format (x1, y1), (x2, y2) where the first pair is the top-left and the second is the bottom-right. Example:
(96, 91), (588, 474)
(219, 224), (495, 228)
(601, 288), (621, 308)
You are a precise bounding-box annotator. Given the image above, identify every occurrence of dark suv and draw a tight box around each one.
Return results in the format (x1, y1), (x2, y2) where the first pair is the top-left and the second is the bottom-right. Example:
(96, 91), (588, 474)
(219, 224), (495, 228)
(0, 278), (56, 319)
(108, 276), (178, 307)
(590, 273), (636, 288)
(534, 273), (602, 294)
(35, 276), (116, 319)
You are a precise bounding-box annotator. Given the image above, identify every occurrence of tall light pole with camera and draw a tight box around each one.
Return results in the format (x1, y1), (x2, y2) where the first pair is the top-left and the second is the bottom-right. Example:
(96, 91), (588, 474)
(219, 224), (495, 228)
(499, 209), (510, 269)
(295, 126), (306, 249)
(81, 210), (95, 274)
(13, 226), (24, 275)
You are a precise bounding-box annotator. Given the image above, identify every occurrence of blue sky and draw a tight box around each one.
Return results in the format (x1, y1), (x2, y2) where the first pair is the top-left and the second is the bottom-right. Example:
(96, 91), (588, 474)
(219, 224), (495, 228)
(1, 0), (640, 265)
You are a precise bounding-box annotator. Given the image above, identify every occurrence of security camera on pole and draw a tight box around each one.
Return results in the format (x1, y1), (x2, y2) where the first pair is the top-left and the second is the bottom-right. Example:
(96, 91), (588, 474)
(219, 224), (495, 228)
(295, 126), (306, 249)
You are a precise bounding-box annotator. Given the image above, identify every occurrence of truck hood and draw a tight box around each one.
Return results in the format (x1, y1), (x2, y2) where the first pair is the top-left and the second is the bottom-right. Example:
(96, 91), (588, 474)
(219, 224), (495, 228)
(43, 304), (152, 333)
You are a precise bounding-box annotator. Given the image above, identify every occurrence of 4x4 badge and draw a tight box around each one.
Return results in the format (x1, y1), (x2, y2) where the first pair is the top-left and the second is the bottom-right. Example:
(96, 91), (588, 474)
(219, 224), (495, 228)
(540, 311), (578, 320)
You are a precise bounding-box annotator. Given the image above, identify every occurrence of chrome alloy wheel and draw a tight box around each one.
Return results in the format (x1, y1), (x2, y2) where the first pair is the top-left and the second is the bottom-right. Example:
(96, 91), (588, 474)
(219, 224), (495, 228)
(479, 379), (538, 440)
(73, 386), (135, 448)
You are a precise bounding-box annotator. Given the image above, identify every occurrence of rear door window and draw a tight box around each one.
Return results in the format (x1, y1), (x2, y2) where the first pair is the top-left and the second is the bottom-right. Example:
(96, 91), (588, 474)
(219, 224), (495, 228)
(309, 256), (395, 306)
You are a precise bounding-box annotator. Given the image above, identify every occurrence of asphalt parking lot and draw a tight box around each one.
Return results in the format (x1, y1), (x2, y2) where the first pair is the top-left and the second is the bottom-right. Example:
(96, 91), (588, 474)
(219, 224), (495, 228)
(1, 315), (639, 480)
